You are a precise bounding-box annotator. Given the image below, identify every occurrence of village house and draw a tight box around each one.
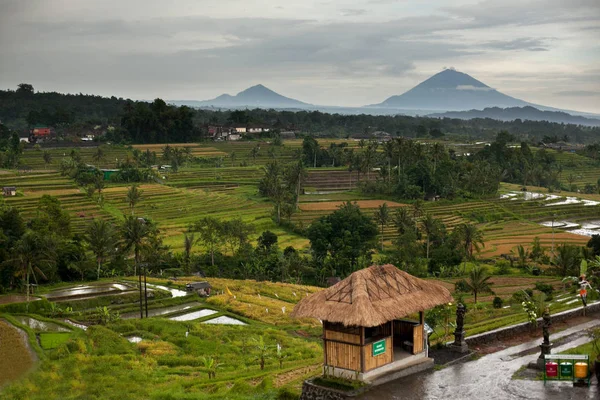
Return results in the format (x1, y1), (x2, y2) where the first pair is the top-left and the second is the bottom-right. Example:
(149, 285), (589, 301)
(2, 186), (17, 197)
(29, 125), (56, 143)
(185, 281), (212, 297)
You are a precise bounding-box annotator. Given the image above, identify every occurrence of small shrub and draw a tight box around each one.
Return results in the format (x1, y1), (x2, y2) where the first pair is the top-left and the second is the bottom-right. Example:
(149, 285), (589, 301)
(493, 297), (504, 308)
(454, 279), (470, 293)
(534, 282), (554, 296)
(277, 388), (299, 400)
(495, 260), (511, 275)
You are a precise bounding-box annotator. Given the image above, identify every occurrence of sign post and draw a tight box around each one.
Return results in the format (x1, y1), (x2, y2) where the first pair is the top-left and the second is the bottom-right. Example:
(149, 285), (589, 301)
(373, 339), (386, 356)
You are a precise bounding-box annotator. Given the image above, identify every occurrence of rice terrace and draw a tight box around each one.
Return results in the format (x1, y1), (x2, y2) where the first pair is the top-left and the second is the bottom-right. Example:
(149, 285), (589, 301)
(2, 5), (600, 397)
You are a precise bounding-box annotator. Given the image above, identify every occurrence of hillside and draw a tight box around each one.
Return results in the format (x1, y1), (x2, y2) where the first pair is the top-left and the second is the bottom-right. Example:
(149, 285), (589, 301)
(173, 84), (311, 109)
(428, 106), (600, 127)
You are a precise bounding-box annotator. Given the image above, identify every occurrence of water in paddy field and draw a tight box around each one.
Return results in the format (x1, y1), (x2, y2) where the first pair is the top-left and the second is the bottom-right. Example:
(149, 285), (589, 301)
(127, 336), (143, 343)
(144, 283), (188, 298)
(202, 316), (247, 325)
(168, 309), (218, 321)
(44, 283), (132, 300)
(12, 316), (71, 332)
(120, 302), (201, 319)
(500, 191), (600, 207)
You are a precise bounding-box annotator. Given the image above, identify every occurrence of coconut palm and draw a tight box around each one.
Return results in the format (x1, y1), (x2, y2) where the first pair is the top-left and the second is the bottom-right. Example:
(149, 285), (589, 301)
(422, 213), (442, 259)
(455, 223), (485, 260)
(126, 184), (143, 216)
(85, 219), (117, 280)
(373, 203), (390, 250)
(11, 231), (51, 308)
(464, 266), (493, 304)
(393, 207), (414, 236)
(121, 215), (151, 277)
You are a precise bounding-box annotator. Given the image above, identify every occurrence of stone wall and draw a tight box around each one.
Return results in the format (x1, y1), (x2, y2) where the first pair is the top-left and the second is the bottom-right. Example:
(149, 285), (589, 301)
(299, 379), (364, 400)
(464, 303), (600, 347)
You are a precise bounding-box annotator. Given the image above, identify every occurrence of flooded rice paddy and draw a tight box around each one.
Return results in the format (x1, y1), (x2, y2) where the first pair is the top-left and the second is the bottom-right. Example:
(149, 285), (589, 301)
(202, 316), (247, 325)
(44, 283), (134, 301)
(168, 309), (218, 321)
(120, 302), (201, 319)
(12, 316), (71, 332)
(144, 283), (187, 298)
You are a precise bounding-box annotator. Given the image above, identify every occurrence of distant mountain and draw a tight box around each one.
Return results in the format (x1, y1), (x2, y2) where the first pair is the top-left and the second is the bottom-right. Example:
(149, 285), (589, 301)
(428, 106), (600, 127)
(366, 69), (532, 111)
(172, 84), (310, 109)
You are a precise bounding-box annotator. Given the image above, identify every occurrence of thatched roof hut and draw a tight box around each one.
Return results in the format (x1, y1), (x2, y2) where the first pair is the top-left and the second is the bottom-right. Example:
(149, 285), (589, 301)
(292, 264), (453, 327)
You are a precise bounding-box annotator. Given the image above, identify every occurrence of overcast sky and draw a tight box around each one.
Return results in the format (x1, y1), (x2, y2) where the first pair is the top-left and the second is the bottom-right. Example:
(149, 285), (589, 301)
(1, 0), (599, 113)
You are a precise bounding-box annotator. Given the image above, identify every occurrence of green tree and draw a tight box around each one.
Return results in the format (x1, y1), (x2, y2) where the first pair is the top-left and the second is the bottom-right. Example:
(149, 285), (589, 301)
(190, 217), (223, 267)
(42, 151), (52, 169)
(422, 214), (443, 260)
(126, 184), (143, 216)
(85, 219), (117, 280)
(121, 215), (152, 277)
(373, 203), (390, 250)
(464, 266), (493, 304)
(92, 146), (105, 166)
(455, 223), (485, 261)
(307, 202), (378, 275)
(554, 243), (581, 276)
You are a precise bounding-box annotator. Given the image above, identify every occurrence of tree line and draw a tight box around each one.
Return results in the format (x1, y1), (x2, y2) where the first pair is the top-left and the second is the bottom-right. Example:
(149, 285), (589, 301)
(2, 84), (600, 144)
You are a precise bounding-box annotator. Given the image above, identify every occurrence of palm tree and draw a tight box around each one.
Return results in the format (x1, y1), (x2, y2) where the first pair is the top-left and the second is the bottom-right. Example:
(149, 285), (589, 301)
(373, 203), (390, 250)
(422, 214), (441, 259)
(285, 160), (307, 210)
(11, 231), (51, 308)
(464, 266), (493, 304)
(85, 219), (117, 280)
(183, 233), (195, 272)
(393, 207), (414, 235)
(92, 146), (105, 166)
(455, 223), (485, 261)
(121, 215), (151, 277)
(126, 184), (143, 216)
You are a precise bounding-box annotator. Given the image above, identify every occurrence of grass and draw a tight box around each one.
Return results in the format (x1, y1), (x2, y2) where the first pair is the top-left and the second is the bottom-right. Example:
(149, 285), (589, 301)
(39, 332), (71, 349)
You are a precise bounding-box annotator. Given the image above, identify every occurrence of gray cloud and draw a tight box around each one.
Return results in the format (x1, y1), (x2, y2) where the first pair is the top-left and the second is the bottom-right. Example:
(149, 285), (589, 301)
(0, 1), (599, 112)
(555, 90), (599, 97)
(479, 38), (551, 52)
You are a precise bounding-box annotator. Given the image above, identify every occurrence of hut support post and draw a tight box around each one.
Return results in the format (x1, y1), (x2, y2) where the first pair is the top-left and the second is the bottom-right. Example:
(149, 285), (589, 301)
(360, 327), (365, 373)
(390, 320), (395, 362)
(323, 322), (328, 370)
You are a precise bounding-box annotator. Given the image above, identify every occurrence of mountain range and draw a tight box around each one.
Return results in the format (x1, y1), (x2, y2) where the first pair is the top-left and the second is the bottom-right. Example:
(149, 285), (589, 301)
(170, 70), (599, 124)
(428, 106), (600, 127)
(171, 84), (308, 109)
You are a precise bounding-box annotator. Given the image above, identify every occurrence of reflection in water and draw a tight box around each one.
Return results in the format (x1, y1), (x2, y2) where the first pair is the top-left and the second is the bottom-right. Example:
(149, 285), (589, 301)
(12, 316), (71, 332)
(121, 302), (201, 319)
(202, 316), (247, 325)
(169, 309), (217, 321)
(45, 283), (132, 299)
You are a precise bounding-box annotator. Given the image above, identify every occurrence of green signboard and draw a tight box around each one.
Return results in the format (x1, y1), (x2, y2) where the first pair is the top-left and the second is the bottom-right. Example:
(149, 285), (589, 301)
(372, 339), (386, 356)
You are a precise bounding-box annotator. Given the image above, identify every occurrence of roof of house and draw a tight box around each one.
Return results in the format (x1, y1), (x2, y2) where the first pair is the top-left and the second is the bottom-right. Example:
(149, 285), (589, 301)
(186, 281), (211, 289)
(3, 186), (16, 190)
(291, 264), (453, 327)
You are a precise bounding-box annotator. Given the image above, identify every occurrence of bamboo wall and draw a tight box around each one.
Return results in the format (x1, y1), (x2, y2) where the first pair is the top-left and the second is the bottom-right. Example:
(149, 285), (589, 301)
(412, 325), (424, 354)
(362, 337), (393, 372)
(325, 340), (361, 371)
(325, 329), (361, 345)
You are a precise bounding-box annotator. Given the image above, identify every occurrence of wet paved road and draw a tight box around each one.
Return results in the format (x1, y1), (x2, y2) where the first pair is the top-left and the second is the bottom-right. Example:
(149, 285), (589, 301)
(358, 319), (600, 400)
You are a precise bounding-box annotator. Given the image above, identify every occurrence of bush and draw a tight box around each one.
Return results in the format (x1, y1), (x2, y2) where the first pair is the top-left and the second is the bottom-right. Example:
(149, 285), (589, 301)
(495, 260), (511, 275)
(277, 388), (299, 400)
(454, 279), (470, 293)
(534, 282), (554, 296)
(493, 297), (503, 309)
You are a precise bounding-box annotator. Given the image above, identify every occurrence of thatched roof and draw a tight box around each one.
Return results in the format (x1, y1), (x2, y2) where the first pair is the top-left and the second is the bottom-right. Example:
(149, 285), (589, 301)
(291, 264), (453, 327)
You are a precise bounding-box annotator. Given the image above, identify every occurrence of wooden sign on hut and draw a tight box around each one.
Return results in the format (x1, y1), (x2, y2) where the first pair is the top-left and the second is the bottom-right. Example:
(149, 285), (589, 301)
(291, 264), (453, 384)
